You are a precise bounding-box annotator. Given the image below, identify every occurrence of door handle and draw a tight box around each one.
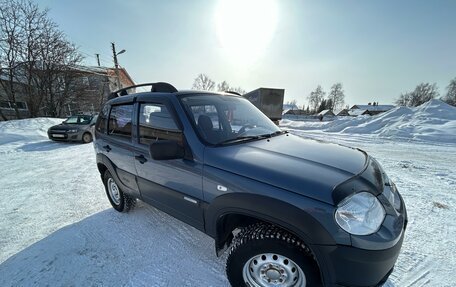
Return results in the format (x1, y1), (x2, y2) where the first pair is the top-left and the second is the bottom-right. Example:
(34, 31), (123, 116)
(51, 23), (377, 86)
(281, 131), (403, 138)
(103, 145), (111, 152)
(135, 154), (147, 164)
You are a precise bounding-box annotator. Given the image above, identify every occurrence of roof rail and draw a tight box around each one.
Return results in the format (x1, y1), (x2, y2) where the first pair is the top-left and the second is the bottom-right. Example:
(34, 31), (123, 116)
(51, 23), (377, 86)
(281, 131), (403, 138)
(108, 82), (178, 99)
(224, 90), (242, 96)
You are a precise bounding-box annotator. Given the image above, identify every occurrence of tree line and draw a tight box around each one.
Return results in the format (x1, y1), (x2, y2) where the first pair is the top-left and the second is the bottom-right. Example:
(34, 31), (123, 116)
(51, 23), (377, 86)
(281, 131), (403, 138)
(0, 0), (83, 120)
(306, 83), (345, 114)
(192, 73), (245, 95)
(396, 79), (456, 107)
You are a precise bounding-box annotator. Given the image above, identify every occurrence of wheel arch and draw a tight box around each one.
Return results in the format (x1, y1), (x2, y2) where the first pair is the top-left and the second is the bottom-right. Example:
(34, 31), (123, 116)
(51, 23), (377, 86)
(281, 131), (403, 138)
(205, 193), (336, 256)
(95, 153), (140, 198)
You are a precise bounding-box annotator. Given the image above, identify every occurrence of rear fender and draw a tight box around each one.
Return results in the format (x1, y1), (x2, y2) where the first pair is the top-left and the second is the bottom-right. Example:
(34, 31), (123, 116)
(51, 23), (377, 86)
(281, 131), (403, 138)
(96, 153), (141, 199)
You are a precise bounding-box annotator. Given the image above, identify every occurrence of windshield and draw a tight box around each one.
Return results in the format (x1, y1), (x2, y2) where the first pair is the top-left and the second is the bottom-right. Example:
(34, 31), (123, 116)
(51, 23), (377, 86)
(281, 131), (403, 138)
(181, 94), (281, 145)
(64, 115), (93, 125)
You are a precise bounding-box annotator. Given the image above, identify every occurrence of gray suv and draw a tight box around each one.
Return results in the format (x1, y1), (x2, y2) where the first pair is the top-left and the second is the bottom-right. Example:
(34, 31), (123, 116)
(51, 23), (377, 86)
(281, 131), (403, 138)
(48, 114), (97, 143)
(94, 83), (407, 287)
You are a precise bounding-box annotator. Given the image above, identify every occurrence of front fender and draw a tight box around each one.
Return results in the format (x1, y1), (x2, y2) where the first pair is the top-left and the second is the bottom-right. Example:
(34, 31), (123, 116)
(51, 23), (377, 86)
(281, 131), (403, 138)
(206, 193), (339, 247)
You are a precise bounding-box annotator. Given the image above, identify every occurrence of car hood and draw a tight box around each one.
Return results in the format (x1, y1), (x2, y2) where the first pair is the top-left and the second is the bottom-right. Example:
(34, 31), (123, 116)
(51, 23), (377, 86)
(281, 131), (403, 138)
(49, 124), (86, 131)
(204, 134), (367, 205)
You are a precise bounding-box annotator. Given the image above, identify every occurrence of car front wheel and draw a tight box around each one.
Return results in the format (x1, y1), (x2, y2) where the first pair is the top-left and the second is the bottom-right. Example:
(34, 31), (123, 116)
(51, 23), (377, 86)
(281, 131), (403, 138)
(103, 170), (135, 212)
(226, 223), (321, 287)
(82, 132), (93, 143)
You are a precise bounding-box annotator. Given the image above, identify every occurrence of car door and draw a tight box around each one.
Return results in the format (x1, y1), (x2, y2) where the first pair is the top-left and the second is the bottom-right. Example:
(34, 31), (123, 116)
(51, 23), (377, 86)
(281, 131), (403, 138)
(132, 101), (204, 231)
(96, 103), (140, 197)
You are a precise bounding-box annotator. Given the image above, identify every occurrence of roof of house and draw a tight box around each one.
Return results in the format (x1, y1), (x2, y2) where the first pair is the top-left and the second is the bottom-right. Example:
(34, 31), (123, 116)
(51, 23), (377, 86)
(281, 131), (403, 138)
(283, 104), (299, 111)
(318, 109), (335, 116)
(348, 109), (368, 116)
(350, 104), (395, 112)
(336, 109), (349, 115)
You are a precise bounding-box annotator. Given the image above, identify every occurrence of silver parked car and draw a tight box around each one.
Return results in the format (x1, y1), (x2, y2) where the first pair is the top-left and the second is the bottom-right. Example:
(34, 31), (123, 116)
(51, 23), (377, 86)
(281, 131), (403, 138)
(48, 114), (97, 143)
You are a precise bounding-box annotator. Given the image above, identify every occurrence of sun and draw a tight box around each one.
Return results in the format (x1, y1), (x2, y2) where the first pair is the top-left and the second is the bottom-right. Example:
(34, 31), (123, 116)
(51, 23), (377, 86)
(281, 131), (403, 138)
(215, 0), (278, 63)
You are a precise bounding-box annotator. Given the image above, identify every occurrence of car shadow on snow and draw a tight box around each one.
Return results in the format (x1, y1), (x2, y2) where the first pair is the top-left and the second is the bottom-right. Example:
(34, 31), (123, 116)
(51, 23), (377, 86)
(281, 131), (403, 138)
(17, 140), (81, 152)
(0, 205), (230, 287)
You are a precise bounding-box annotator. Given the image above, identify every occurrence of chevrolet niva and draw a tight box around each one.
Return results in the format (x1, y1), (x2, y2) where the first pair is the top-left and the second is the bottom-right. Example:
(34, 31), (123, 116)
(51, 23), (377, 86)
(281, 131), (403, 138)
(93, 83), (407, 287)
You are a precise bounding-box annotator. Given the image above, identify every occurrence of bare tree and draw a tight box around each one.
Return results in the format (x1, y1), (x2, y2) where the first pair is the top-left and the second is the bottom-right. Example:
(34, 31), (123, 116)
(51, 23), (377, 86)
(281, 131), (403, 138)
(192, 73), (215, 91)
(217, 80), (230, 92)
(328, 83), (345, 110)
(395, 92), (412, 106)
(442, 77), (456, 106)
(0, 0), (24, 119)
(307, 85), (325, 113)
(396, 83), (438, 107)
(0, 0), (83, 118)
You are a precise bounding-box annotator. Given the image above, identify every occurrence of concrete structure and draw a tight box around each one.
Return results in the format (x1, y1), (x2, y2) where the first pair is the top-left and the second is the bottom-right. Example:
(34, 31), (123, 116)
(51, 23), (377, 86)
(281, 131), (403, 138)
(243, 88), (285, 121)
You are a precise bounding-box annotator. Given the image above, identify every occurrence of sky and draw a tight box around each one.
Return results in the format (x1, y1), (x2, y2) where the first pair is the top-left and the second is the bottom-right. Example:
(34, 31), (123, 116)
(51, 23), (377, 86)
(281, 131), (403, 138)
(37, 0), (456, 107)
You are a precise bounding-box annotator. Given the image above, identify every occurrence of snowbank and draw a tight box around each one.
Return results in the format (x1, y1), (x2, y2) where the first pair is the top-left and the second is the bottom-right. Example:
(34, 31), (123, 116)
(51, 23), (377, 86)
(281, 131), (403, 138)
(281, 100), (456, 143)
(0, 117), (63, 148)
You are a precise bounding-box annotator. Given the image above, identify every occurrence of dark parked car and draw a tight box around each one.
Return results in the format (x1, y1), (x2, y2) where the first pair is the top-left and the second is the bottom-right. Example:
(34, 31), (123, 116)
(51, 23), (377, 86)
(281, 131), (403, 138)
(94, 83), (407, 287)
(48, 114), (97, 143)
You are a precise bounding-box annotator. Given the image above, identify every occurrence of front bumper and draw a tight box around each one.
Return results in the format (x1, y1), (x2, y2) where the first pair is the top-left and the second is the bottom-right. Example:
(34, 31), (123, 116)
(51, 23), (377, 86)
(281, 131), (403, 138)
(312, 231), (404, 287)
(48, 131), (81, 141)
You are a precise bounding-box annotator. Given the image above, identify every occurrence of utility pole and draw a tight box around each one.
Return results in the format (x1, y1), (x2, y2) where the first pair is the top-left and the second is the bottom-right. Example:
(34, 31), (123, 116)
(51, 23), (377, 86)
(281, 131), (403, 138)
(95, 54), (100, 66)
(111, 43), (119, 69)
(111, 42), (126, 89)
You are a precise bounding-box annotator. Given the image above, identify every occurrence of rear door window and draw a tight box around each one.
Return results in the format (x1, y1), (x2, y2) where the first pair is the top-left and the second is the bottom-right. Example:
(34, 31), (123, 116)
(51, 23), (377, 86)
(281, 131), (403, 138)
(108, 104), (133, 139)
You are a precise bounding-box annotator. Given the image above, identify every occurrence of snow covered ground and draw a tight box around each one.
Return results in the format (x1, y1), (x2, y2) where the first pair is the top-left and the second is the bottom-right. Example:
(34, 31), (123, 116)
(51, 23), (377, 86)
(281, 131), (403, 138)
(0, 102), (455, 286)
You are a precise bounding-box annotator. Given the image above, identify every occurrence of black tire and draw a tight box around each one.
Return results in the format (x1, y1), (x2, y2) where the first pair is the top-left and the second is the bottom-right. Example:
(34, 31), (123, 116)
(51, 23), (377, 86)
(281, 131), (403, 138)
(226, 223), (321, 287)
(103, 170), (135, 212)
(82, 132), (93, 143)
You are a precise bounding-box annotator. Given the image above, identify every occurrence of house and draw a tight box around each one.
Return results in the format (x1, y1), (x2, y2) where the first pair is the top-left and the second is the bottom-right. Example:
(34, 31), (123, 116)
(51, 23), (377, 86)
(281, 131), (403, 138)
(350, 103), (395, 116)
(0, 73), (29, 120)
(317, 109), (335, 117)
(282, 103), (299, 114)
(65, 66), (135, 115)
(348, 109), (368, 116)
(336, 109), (350, 116)
(284, 109), (306, 115)
(0, 65), (134, 120)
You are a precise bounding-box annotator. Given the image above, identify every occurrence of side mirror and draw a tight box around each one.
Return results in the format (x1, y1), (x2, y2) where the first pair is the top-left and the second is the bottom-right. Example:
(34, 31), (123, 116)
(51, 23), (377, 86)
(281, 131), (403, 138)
(149, 140), (184, 160)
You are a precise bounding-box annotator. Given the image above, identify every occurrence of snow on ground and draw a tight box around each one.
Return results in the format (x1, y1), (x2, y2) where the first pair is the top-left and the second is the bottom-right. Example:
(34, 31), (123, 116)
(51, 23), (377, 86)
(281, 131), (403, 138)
(1, 111), (455, 286)
(281, 99), (456, 144)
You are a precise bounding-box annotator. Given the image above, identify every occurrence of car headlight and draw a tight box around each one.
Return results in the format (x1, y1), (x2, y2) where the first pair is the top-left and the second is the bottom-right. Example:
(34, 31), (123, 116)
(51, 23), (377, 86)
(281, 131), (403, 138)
(67, 129), (78, 133)
(335, 192), (386, 236)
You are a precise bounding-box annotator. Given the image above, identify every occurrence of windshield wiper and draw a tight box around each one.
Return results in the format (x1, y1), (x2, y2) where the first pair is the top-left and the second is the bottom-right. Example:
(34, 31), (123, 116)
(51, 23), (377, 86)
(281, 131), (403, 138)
(259, 130), (288, 138)
(216, 135), (267, 146)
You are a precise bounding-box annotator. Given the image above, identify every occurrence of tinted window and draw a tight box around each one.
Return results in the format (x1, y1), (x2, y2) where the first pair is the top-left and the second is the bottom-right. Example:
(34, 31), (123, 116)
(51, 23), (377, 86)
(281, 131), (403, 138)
(108, 104), (133, 139)
(0, 101), (10, 108)
(139, 103), (181, 145)
(15, 102), (27, 110)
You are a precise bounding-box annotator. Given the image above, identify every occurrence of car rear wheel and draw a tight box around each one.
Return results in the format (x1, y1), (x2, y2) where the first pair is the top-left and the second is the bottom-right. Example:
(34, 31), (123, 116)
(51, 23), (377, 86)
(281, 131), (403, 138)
(103, 170), (135, 212)
(226, 223), (321, 287)
(82, 132), (92, 143)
